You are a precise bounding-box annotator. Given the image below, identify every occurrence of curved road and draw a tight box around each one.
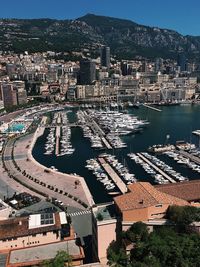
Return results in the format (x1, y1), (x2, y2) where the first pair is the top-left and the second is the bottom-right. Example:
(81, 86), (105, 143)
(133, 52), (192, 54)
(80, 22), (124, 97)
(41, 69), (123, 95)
(2, 136), (90, 210)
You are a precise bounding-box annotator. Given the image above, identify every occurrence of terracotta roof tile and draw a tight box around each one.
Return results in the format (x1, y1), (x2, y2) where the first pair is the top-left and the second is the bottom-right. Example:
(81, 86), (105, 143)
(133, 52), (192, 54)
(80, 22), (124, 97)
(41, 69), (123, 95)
(155, 180), (200, 201)
(0, 213), (61, 240)
(114, 182), (189, 211)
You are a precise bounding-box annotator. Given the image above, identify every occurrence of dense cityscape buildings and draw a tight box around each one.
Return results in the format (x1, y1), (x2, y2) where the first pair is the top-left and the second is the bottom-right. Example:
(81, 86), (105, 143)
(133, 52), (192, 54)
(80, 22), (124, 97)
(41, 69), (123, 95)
(0, 8), (200, 267)
(0, 49), (199, 109)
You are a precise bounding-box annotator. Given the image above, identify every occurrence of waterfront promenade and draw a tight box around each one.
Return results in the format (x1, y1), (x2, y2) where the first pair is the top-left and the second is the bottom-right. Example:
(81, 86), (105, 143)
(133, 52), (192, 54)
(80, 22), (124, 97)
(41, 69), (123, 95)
(2, 126), (94, 210)
(0, 155), (43, 200)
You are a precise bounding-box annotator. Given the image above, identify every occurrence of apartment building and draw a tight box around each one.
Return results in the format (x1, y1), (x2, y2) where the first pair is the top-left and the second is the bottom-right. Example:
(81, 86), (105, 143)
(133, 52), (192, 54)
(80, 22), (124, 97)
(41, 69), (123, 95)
(0, 212), (73, 252)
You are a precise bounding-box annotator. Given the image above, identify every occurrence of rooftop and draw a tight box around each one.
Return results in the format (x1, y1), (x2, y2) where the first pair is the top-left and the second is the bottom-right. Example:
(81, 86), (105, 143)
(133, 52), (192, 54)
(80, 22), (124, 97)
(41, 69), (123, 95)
(7, 240), (84, 266)
(155, 180), (200, 202)
(0, 212), (61, 240)
(29, 213), (55, 229)
(93, 204), (116, 222)
(114, 182), (189, 211)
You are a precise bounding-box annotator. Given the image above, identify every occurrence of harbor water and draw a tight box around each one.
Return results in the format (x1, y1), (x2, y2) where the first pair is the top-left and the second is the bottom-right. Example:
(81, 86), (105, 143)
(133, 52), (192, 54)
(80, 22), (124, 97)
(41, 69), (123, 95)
(32, 105), (200, 203)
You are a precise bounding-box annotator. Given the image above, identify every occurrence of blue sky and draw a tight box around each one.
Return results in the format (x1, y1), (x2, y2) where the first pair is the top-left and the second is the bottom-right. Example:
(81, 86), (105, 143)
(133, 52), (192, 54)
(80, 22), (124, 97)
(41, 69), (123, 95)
(1, 0), (199, 36)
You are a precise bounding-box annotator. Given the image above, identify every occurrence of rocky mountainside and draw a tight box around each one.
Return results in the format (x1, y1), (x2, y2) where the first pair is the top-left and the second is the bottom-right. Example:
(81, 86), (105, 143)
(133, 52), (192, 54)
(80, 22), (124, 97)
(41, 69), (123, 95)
(0, 14), (200, 60)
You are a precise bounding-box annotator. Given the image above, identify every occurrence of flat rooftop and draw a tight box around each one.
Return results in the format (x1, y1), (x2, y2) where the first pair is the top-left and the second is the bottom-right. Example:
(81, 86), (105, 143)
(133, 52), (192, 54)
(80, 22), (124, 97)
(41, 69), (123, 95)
(8, 240), (84, 266)
(93, 204), (116, 222)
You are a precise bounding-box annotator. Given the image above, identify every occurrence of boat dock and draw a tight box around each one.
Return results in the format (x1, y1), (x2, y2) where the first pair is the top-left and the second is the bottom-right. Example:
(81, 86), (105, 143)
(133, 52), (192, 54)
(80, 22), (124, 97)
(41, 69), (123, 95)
(98, 157), (127, 194)
(137, 153), (176, 183)
(56, 113), (61, 124)
(143, 104), (162, 112)
(83, 111), (105, 136)
(43, 123), (78, 128)
(83, 111), (113, 149)
(178, 150), (200, 165)
(101, 137), (112, 149)
(55, 126), (61, 156)
(92, 119), (105, 136)
(40, 116), (48, 126)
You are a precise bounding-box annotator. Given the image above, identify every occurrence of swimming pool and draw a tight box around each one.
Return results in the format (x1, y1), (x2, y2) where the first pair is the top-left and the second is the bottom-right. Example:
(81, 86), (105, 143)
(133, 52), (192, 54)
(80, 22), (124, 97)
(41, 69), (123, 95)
(6, 123), (25, 133)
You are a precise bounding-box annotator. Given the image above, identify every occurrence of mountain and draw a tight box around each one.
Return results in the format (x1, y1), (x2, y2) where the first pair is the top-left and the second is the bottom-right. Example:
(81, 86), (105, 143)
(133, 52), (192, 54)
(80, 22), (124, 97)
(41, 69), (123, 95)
(0, 14), (200, 60)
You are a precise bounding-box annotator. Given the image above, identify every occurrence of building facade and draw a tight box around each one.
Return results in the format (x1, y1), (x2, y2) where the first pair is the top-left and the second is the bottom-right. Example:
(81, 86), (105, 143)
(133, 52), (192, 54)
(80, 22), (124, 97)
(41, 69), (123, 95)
(100, 46), (110, 69)
(79, 59), (96, 85)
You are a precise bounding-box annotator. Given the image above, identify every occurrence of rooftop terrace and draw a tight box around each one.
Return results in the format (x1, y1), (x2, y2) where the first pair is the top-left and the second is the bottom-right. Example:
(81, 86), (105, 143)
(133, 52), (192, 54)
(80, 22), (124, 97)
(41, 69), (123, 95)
(93, 203), (116, 222)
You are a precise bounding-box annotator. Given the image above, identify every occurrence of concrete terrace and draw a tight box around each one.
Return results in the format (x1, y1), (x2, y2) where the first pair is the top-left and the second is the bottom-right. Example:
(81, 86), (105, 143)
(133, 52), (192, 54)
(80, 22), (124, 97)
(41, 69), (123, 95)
(8, 240), (84, 266)
(3, 130), (94, 210)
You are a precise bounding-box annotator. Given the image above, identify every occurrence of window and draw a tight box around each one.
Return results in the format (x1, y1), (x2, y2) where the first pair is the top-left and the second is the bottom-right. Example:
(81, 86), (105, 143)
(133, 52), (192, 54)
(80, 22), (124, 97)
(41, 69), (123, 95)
(43, 232), (47, 236)
(41, 213), (54, 225)
(32, 234), (36, 237)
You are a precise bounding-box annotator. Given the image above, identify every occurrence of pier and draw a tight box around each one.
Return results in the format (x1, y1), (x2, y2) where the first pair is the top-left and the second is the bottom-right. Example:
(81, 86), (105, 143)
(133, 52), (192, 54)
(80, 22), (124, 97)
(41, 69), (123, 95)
(143, 104), (162, 112)
(82, 110), (113, 149)
(42, 123), (78, 128)
(98, 157), (127, 194)
(137, 153), (176, 183)
(92, 120), (105, 136)
(40, 116), (48, 126)
(101, 137), (112, 150)
(83, 111), (106, 136)
(55, 126), (61, 156)
(178, 150), (200, 165)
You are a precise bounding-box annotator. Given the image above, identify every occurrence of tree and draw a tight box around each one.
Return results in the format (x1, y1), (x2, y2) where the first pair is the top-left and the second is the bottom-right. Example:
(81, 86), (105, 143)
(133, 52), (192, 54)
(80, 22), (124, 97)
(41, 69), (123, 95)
(42, 250), (72, 267)
(107, 241), (127, 267)
(107, 221), (200, 267)
(126, 222), (149, 243)
(166, 205), (200, 231)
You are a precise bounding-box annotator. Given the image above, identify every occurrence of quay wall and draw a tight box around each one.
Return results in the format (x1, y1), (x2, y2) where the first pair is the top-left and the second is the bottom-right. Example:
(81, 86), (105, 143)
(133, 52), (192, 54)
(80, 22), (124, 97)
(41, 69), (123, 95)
(27, 124), (95, 207)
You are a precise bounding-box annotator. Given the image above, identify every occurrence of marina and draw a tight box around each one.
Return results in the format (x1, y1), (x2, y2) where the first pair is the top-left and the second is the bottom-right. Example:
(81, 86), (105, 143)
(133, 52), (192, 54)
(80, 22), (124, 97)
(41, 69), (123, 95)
(98, 157), (128, 194)
(77, 109), (149, 150)
(129, 152), (176, 184)
(44, 111), (75, 157)
(139, 152), (184, 183)
(32, 105), (200, 203)
(164, 150), (200, 174)
(86, 153), (136, 195)
(86, 158), (118, 193)
(168, 150), (200, 172)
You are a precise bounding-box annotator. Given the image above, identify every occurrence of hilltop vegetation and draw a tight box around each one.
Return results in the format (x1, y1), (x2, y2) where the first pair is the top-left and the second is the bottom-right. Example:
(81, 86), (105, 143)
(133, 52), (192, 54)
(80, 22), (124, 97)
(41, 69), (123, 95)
(1, 14), (200, 60)
(107, 206), (200, 267)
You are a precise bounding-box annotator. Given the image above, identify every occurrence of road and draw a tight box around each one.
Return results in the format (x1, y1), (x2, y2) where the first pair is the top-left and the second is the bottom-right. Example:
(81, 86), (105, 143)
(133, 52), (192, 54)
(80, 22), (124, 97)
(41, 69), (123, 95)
(2, 136), (91, 210)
